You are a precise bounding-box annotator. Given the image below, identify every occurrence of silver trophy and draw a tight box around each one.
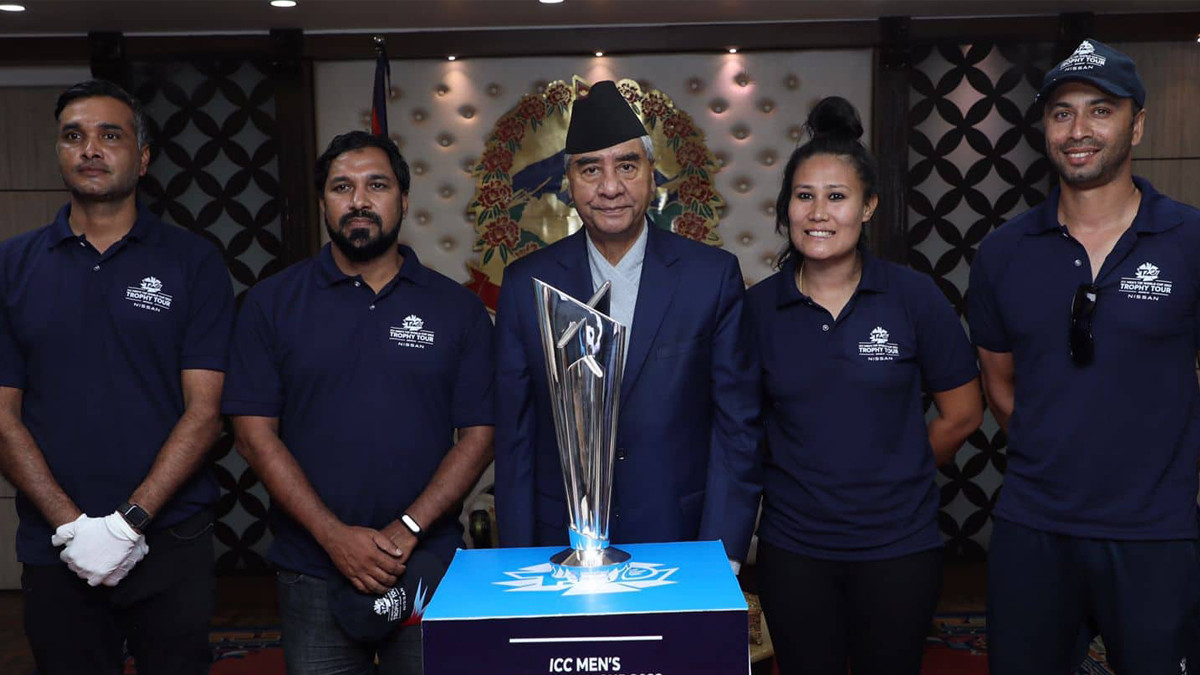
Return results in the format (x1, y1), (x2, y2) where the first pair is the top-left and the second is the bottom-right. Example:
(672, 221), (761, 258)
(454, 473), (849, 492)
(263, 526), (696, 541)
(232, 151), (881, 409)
(533, 278), (631, 582)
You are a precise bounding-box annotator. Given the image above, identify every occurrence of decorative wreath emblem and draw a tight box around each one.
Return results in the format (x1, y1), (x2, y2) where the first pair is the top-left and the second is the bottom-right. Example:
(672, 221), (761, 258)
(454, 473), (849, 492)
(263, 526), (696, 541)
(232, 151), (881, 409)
(466, 77), (724, 309)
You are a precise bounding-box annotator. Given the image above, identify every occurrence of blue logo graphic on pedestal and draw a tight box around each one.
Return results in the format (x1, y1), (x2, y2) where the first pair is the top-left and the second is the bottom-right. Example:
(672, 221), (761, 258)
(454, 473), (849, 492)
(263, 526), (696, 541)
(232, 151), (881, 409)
(495, 561), (678, 596)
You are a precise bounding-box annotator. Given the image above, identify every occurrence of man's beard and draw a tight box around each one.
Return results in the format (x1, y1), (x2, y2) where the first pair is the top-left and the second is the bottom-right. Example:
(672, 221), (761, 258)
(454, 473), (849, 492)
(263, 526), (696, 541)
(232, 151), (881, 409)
(326, 208), (401, 263)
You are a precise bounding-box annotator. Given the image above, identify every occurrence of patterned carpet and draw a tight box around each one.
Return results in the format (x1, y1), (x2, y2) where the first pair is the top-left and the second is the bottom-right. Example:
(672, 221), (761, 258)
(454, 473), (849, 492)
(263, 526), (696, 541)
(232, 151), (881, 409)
(116, 628), (285, 675)
(924, 614), (1114, 675)
(207, 628), (284, 675)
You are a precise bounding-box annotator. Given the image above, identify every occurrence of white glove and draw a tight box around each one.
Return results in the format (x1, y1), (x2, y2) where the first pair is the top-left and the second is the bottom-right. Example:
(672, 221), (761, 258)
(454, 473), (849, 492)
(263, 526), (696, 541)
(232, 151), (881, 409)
(100, 536), (150, 587)
(58, 513), (149, 587)
(50, 513), (87, 548)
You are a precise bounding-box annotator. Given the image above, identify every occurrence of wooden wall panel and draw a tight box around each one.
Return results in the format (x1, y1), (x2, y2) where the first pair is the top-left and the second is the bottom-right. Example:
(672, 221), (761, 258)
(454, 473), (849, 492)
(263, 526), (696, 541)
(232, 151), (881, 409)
(0, 88), (65, 191)
(1116, 42), (1200, 161)
(0, 191), (67, 243)
(0, 499), (17, 589)
(1133, 159), (1200, 210)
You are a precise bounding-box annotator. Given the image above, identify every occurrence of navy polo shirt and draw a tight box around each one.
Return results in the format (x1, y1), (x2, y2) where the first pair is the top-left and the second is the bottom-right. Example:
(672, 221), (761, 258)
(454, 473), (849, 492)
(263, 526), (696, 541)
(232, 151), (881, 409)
(0, 203), (234, 565)
(969, 177), (1200, 540)
(222, 244), (495, 578)
(746, 254), (977, 560)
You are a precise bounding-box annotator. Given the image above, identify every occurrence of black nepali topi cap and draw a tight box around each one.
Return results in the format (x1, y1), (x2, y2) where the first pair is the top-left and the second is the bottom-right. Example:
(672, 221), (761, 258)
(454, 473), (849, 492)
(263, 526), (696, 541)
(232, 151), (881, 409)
(1037, 39), (1146, 108)
(565, 80), (649, 155)
(327, 549), (445, 643)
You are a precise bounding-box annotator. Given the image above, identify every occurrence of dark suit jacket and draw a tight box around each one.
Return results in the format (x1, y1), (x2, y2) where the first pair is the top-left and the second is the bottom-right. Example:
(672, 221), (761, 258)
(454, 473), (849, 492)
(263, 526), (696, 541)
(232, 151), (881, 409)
(493, 225), (761, 560)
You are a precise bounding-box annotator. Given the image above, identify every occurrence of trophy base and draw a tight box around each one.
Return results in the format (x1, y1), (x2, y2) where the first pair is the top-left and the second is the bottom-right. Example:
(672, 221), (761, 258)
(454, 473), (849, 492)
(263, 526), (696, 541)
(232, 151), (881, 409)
(548, 547), (632, 585)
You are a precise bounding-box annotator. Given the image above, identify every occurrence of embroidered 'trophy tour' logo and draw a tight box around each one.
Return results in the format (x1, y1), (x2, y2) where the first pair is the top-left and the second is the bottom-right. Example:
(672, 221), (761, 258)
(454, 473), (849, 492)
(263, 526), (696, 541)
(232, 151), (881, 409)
(125, 276), (173, 312)
(371, 577), (431, 627)
(389, 314), (436, 349)
(1119, 262), (1172, 301)
(1060, 40), (1107, 72)
(858, 326), (899, 361)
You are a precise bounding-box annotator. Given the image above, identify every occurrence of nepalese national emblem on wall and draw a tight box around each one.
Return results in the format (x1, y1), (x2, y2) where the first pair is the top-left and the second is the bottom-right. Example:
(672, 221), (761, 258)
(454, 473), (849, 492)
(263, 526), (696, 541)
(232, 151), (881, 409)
(465, 77), (725, 309)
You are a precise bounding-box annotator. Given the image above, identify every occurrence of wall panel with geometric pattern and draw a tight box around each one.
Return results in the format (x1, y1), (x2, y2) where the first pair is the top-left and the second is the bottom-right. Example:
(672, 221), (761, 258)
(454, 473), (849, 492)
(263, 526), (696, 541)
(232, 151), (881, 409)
(907, 42), (1054, 559)
(129, 59), (284, 573)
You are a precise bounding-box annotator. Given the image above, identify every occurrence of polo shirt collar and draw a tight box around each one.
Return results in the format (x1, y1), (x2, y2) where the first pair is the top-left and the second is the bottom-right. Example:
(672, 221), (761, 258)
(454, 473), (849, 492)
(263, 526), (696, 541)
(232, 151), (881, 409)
(316, 243), (430, 289)
(776, 252), (887, 309)
(47, 201), (163, 249)
(1026, 176), (1181, 237)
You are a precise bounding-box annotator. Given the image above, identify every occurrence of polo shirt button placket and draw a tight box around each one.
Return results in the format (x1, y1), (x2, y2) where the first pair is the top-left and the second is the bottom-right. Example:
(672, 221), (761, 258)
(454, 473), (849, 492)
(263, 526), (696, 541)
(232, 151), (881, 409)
(92, 264), (100, 272)
(369, 304), (376, 311)
(821, 324), (829, 332)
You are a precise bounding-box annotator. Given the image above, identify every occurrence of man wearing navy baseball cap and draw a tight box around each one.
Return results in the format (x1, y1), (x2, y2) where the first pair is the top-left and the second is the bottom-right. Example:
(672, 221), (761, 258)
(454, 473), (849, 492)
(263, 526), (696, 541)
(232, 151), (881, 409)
(971, 39), (1200, 674)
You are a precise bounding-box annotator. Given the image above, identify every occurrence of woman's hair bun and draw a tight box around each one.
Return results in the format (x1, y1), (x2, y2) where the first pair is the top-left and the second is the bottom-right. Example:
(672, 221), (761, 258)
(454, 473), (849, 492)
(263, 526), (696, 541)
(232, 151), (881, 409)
(805, 96), (863, 143)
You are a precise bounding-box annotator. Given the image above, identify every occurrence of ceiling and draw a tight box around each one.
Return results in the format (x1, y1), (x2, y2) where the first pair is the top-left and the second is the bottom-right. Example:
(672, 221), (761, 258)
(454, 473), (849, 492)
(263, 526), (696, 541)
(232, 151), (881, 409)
(2, 0), (1198, 36)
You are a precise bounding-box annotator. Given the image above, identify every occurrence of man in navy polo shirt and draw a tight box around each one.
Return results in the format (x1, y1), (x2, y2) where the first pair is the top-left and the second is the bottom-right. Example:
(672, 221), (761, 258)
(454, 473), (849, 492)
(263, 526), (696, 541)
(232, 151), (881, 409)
(970, 40), (1200, 674)
(0, 80), (234, 675)
(223, 131), (494, 675)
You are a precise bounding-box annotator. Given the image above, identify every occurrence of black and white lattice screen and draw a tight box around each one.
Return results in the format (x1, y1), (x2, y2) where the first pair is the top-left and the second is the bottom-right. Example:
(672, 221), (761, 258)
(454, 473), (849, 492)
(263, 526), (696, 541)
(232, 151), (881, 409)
(131, 59), (284, 573)
(908, 43), (1054, 559)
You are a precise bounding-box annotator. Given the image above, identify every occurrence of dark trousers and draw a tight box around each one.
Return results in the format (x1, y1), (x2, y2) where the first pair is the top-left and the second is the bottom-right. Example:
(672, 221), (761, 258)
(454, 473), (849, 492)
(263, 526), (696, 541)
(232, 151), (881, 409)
(757, 540), (943, 675)
(276, 570), (424, 675)
(22, 509), (215, 675)
(987, 517), (1200, 675)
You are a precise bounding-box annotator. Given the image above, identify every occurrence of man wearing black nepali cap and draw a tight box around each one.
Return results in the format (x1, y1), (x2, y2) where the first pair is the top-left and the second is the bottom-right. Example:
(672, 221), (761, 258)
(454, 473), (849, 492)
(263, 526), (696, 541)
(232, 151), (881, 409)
(494, 81), (761, 570)
(969, 39), (1200, 674)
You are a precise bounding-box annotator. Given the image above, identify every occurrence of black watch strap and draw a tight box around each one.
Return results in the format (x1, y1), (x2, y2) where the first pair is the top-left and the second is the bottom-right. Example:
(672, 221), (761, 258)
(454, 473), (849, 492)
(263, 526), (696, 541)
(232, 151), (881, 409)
(118, 502), (152, 531)
(400, 513), (423, 539)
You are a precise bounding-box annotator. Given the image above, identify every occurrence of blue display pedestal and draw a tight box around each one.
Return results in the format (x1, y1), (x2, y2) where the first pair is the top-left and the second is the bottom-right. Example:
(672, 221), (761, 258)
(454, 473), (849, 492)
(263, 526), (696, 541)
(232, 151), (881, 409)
(423, 540), (749, 675)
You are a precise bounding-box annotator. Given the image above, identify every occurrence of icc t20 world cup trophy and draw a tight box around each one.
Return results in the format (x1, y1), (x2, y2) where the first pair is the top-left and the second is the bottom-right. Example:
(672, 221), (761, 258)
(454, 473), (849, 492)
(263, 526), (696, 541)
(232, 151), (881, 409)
(532, 278), (631, 583)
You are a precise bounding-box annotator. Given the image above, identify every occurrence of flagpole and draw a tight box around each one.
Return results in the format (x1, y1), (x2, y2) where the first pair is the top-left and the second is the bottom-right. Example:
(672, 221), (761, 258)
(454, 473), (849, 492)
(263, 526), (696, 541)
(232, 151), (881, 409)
(370, 35), (391, 138)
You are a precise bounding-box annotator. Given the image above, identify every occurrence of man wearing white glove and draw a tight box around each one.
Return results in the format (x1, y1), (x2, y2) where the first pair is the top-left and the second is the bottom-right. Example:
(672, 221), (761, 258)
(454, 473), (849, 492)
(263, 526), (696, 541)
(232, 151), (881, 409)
(0, 80), (233, 675)
(53, 513), (150, 587)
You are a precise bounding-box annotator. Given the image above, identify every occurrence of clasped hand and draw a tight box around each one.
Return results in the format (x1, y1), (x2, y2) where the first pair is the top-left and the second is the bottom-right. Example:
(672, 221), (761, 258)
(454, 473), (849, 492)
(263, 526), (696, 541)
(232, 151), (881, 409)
(52, 513), (150, 587)
(324, 524), (408, 595)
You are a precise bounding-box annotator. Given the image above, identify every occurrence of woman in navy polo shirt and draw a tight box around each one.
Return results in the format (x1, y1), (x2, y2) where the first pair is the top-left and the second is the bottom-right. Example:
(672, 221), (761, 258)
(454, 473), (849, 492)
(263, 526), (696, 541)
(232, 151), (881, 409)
(747, 97), (983, 675)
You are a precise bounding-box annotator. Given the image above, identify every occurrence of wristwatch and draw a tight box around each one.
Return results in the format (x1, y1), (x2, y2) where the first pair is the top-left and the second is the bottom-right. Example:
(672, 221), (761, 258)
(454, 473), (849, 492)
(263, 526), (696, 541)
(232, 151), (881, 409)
(400, 513), (423, 540)
(117, 502), (152, 532)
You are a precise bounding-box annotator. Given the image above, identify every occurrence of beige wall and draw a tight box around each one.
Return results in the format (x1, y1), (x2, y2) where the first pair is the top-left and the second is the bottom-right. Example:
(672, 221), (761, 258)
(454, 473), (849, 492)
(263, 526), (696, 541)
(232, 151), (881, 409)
(316, 50), (875, 288)
(1119, 41), (1200, 209)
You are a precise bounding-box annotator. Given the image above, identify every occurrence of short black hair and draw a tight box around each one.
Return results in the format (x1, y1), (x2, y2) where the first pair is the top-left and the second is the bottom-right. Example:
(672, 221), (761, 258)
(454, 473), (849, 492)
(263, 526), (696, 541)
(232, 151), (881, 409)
(314, 131), (410, 194)
(774, 96), (877, 267)
(54, 80), (150, 149)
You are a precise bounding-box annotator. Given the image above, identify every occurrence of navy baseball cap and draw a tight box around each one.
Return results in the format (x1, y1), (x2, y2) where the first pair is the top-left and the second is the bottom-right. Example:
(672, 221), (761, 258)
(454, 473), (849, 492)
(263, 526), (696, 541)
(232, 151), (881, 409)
(1037, 39), (1146, 108)
(327, 549), (445, 643)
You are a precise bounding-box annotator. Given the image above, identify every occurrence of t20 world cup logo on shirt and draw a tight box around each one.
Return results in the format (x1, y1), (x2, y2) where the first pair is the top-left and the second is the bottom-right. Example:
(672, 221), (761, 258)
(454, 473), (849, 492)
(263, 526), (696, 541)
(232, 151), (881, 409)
(858, 326), (899, 361)
(125, 275), (173, 313)
(1120, 261), (1173, 301)
(389, 314), (436, 349)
